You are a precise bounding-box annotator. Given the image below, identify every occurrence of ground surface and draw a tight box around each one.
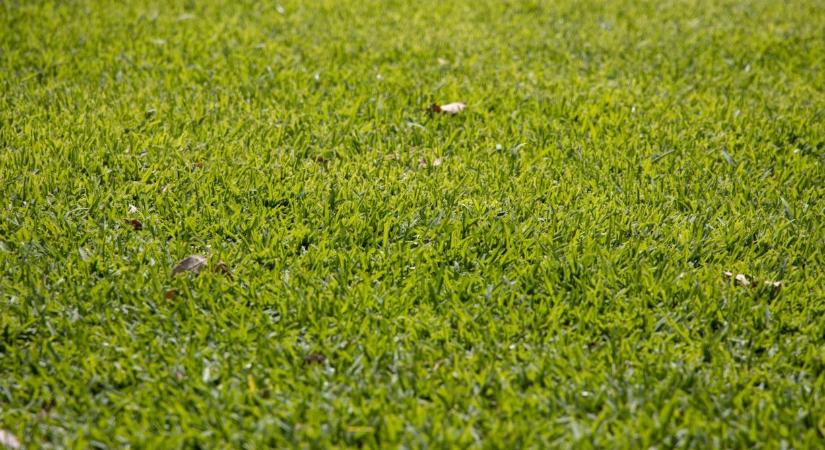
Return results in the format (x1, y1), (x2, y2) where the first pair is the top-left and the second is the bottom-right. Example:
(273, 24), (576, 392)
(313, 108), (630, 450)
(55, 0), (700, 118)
(1, 0), (824, 448)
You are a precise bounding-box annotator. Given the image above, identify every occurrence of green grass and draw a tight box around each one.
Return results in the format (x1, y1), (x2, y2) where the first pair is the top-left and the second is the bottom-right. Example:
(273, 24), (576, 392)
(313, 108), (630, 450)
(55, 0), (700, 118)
(1, 0), (824, 447)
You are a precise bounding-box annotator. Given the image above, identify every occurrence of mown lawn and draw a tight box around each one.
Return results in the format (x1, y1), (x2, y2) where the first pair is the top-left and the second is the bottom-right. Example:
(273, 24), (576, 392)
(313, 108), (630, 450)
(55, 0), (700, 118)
(1, 0), (824, 447)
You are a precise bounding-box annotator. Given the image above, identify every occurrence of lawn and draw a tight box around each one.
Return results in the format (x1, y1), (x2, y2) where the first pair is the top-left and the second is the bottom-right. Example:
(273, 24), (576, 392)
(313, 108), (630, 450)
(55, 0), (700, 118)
(1, 0), (824, 447)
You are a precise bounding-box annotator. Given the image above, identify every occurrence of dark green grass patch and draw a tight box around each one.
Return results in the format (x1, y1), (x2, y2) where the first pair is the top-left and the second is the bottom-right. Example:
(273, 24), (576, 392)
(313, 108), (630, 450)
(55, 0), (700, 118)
(1, 0), (824, 447)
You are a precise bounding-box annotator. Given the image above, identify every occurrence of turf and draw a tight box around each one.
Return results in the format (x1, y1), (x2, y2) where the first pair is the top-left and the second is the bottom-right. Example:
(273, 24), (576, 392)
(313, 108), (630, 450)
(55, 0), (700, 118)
(1, 0), (824, 448)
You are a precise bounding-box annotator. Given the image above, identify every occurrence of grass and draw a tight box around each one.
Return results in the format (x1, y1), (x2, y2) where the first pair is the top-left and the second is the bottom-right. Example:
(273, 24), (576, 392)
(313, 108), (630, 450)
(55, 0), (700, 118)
(1, 0), (824, 447)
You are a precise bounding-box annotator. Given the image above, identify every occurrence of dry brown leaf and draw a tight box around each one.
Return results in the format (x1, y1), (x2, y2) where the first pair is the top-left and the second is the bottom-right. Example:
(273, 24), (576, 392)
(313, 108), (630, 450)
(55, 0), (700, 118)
(429, 102), (466, 115)
(172, 255), (207, 276)
(304, 352), (326, 365)
(0, 429), (21, 450)
(164, 288), (178, 300)
(214, 260), (233, 280)
(125, 218), (143, 231)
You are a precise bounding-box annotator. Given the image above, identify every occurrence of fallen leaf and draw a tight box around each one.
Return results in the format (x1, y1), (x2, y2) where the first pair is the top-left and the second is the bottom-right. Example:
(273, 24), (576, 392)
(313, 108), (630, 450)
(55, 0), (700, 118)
(214, 260), (233, 280)
(172, 255), (207, 276)
(418, 157), (443, 168)
(164, 289), (178, 300)
(763, 280), (783, 291)
(192, 161), (204, 169)
(125, 218), (143, 230)
(304, 352), (326, 365)
(0, 429), (21, 450)
(723, 271), (751, 287)
(429, 102), (466, 115)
